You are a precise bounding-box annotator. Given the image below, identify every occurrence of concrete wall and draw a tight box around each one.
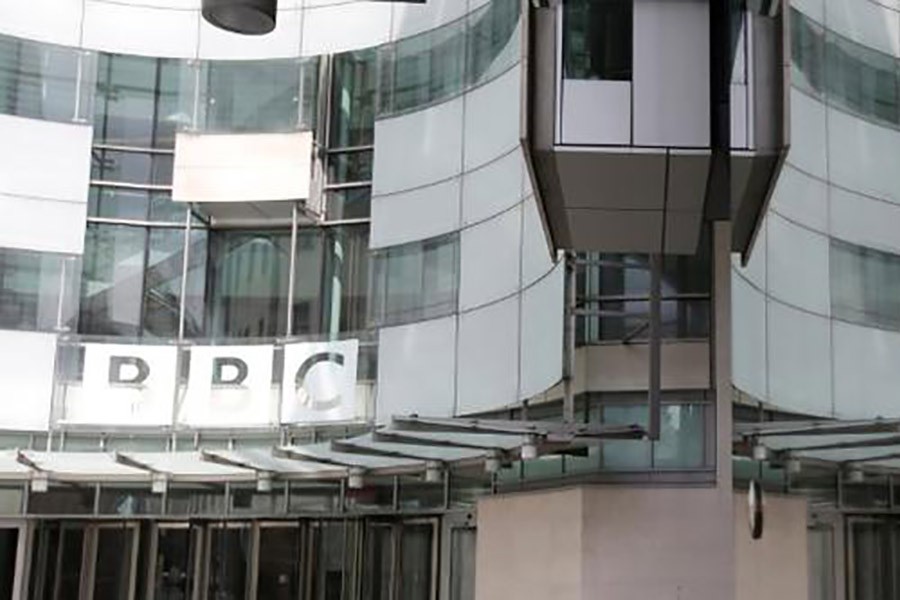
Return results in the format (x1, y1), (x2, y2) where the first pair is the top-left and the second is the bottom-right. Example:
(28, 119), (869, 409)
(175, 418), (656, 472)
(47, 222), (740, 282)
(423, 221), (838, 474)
(475, 486), (735, 600)
(734, 492), (809, 600)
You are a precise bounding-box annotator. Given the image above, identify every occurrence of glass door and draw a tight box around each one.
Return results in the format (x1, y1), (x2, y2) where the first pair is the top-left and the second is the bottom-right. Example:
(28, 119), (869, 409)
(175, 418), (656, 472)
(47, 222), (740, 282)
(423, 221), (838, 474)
(849, 517), (898, 600)
(360, 519), (437, 600)
(256, 523), (304, 600)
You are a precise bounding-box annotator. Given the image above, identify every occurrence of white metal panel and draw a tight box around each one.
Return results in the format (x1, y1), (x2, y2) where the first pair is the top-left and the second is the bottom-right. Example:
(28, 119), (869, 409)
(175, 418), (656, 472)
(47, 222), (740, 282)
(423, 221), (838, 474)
(733, 216), (766, 290)
(769, 165), (829, 234)
(370, 178), (461, 249)
(0, 194), (87, 254)
(0, 115), (92, 203)
(81, 1), (199, 58)
(830, 186), (900, 255)
(519, 263), (564, 400)
(787, 90), (828, 181)
(0, 0), (83, 47)
(520, 194), (555, 288)
(459, 204), (522, 311)
(456, 296), (519, 414)
(300, 2), (392, 57)
(827, 105), (900, 206)
(0, 331), (55, 431)
(198, 8), (302, 59)
(766, 300), (833, 417)
(833, 320), (900, 419)
(372, 97), (464, 195)
(824, 0), (900, 57)
(461, 150), (523, 227)
(375, 316), (457, 424)
(463, 66), (521, 171)
(730, 83), (749, 149)
(632, 0), (710, 147)
(173, 131), (312, 202)
(561, 80), (631, 146)
(731, 273), (768, 402)
(391, 0), (469, 40)
(766, 213), (831, 317)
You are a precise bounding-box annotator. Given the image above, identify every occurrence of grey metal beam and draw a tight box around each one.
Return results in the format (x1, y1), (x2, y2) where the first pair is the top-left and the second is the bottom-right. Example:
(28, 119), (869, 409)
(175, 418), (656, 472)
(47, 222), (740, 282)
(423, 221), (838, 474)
(647, 254), (662, 441)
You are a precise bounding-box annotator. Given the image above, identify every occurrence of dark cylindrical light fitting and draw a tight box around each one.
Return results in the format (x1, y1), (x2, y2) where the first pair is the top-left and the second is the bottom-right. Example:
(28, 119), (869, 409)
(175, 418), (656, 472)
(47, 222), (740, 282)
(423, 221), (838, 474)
(202, 0), (277, 35)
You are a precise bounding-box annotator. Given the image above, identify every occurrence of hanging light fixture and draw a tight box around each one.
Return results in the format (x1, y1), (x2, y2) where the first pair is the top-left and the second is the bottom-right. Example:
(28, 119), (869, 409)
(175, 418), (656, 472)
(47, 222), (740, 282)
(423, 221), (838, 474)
(202, 0), (277, 35)
(424, 461), (443, 484)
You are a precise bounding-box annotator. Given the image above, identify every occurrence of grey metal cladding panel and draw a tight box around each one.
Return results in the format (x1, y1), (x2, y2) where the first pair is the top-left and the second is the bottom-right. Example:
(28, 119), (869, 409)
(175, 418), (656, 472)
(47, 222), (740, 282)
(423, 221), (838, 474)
(554, 150), (666, 211)
(664, 210), (703, 254)
(532, 148), (572, 246)
(750, 10), (788, 151)
(565, 208), (664, 253)
(529, 3), (558, 152)
(666, 152), (711, 212)
(731, 152), (781, 259)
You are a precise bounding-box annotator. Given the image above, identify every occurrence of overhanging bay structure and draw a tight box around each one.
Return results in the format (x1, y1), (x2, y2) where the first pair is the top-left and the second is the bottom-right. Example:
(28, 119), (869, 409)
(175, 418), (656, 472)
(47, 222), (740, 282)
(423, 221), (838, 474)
(0, 0), (895, 598)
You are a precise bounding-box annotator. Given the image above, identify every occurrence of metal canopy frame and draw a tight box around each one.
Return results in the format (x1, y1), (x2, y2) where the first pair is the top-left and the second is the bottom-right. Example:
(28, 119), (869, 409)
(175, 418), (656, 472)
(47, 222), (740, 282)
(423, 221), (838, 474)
(2, 415), (648, 490)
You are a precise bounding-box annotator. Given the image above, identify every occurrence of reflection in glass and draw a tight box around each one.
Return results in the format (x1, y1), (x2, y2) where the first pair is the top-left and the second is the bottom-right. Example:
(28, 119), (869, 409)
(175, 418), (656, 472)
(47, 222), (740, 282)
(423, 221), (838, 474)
(292, 229), (325, 336)
(143, 228), (187, 338)
(831, 239), (900, 331)
(0, 34), (85, 122)
(257, 526), (303, 600)
(826, 30), (899, 126)
(392, 22), (465, 112)
(208, 526), (251, 599)
(207, 230), (291, 338)
(563, 0), (632, 81)
(91, 148), (174, 186)
(449, 529), (476, 600)
(331, 50), (377, 148)
(790, 8), (825, 96)
(79, 224), (148, 336)
(363, 524), (393, 600)
(94, 54), (183, 148)
(183, 229), (208, 338)
(851, 521), (893, 600)
(467, 0), (520, 86)
(326, 188), (372, 221)
(400, 524), (432, 600)
(371, 233), (459, 327)
(94, 527), (135, 600)
(654, 404), (705, 468)
(201, 59), (317, 133)
(57, 526), (85, 600)
(0, 249), (70, 332)
(312, 522), (355, 600)
(327, 151), (374, 184)
(319, 225), (370, 335)
(154, 527), (195, 600)
(601, 404), (651, 470)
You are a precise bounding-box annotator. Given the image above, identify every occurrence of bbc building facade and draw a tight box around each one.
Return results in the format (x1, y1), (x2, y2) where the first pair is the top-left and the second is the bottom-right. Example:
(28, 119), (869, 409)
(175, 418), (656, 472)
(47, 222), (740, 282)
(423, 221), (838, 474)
(0, 0), (895, 598)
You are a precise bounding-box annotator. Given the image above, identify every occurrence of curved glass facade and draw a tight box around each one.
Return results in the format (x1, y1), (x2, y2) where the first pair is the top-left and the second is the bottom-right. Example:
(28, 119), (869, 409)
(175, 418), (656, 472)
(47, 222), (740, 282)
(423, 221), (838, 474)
(791, 7), (900, 129)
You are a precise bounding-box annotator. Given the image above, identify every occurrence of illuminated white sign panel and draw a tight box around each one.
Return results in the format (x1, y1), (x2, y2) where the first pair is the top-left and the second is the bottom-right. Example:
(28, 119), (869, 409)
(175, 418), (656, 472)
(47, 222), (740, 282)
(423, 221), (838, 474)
(69, 341), (360, 428)
(75, 344), (178, 426)
(282, 339), (359, 424)
(179, 345), (277, 427)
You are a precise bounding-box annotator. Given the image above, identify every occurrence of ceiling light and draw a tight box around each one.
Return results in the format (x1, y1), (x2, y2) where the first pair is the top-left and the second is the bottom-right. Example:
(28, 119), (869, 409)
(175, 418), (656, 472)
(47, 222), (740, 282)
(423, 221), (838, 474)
(202, 0), (276, 35)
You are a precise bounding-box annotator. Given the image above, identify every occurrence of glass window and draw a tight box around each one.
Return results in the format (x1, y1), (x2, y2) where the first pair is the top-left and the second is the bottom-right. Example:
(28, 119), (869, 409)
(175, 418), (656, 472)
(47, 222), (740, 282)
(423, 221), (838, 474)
(331, 50), (377, 148)
(826, 30), (899, 126)
(563, 0), (633, 81)
(466, 0), (521, 87)
(79, 224), (148, 337)
(292, 228), (325, 336)
(392, 21), (466, 113)
(91, 148), (173, 186)
(0, 249), (73, 332)
(790, 8), (825, 97)
(154, 526), (199, 599)
(363, 524), (393, 600)
(257, 526), (303, 599)
(326, 188), (372, 221)
(142, 228), (187, 339)
(201, 58), (317, 133)
(0, 529), (17, 600)
(319, 225), (370, 335)
(399, 524), (433, 600)
(94, 527), (136, 600)
(206, 230), (291, 338)
(0, 34), (85, 122)
(327, 150), (374, 185)
(653, 403), (706, 469)
(831, 239), (900, 331)
(449, 529), (476, 600)
(371, 233), (459, 327)
(208, 526), (252, 599)
(94, 54), (184, 148)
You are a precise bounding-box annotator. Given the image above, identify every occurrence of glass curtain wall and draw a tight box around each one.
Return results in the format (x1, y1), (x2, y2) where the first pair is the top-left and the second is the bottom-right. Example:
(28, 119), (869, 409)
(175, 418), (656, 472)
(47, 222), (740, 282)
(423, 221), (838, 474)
(575, 233), (712, 343)
(0, 33), (96, 122)
(376, 0), (520, 117)
(81, 53), (204, 340)
(563, 0), (633, 81)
